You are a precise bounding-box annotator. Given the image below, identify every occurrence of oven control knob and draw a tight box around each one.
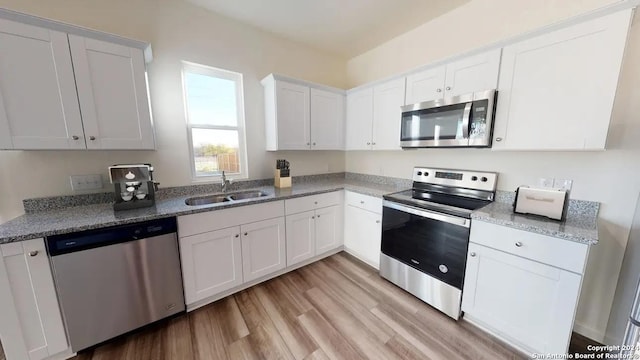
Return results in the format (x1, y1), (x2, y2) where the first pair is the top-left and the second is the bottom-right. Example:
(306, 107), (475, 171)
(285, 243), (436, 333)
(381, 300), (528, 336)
(481, 177), (488, 182)
(438, 264), (449, 273)
(424, 172), (429, 177)
(417, 171), (422, 176)
(471, 176), (478, 181)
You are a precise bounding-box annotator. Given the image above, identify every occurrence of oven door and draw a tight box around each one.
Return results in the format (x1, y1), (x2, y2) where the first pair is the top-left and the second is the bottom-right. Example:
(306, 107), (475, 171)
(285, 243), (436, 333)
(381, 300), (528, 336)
(381, 200), (471, 289)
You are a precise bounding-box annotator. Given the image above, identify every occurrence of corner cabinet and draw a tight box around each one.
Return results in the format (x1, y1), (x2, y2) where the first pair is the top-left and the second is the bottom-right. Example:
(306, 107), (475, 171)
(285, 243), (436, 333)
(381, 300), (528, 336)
(0, 18), (155, 151)
(492, 9), (632, 151)
(462, 220), (590, 355)
(285, 191), (344, 267)
(346, 78), (405, 150)
(262, 74), (345, 150)
(0, 239), (69, 360)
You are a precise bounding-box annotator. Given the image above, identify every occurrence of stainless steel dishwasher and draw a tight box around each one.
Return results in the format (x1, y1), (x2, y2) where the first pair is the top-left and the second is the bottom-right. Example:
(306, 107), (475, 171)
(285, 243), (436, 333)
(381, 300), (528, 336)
(47, 217), (185, 352)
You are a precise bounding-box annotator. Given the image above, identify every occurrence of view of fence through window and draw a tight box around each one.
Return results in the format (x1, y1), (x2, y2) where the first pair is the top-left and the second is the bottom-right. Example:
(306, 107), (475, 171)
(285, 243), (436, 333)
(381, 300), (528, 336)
(183, 63), (245, 177)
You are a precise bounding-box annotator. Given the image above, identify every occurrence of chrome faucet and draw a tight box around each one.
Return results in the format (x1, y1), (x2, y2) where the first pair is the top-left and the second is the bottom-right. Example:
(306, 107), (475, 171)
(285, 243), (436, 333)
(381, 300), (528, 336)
(221, 171), (231, 192)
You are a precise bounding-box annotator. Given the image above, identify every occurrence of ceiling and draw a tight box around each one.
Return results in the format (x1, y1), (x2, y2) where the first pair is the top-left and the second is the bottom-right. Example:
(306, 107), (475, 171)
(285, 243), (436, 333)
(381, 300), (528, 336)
(185, 0), (470, 58)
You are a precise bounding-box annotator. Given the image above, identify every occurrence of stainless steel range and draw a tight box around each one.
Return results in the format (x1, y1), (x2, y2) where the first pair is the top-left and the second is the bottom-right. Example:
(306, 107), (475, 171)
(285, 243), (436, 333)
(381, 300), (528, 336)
(380, 167), (497, 319)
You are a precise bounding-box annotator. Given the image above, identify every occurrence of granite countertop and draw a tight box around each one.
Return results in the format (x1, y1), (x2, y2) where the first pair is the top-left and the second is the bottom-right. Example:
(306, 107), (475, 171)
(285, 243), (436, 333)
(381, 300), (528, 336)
(471, 201), (599, 245)
(0, 178), (403, 244)
(0, 173), (600, 246)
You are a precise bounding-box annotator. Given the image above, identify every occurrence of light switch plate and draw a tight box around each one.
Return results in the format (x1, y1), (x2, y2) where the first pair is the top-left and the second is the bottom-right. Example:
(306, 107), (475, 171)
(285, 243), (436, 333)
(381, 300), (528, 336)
(554, 178), (573, 192)
(538, 178), (554, 188)
(70, 174), (104, 191)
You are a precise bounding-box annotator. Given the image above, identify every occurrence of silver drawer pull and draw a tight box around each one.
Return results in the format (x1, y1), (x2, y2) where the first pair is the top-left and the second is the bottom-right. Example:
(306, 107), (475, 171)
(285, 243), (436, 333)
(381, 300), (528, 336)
(495, 137), (503, 142)
(469, 252), (476, 257)
(515, 242), (523, 247)
(376, 220), (381, 224)
(29, 250), (39, 257)
(360, 201), (365, 204)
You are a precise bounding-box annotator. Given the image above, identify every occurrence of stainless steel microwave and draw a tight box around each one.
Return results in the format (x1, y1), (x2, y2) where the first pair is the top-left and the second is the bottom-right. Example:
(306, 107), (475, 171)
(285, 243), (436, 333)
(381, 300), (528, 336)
(400, 89), (497, 148)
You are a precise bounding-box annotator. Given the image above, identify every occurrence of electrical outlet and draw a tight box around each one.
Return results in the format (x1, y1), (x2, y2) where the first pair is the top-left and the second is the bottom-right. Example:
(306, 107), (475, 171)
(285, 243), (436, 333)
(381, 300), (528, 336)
(538, 178), (554, 188)
(554, 178), (573, 192)
(70, 174), (103, 191)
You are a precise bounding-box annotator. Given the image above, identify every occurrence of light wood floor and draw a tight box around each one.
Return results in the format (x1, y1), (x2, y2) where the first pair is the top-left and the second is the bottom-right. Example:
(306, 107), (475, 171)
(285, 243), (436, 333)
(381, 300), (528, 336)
(66, 252), (528, 360)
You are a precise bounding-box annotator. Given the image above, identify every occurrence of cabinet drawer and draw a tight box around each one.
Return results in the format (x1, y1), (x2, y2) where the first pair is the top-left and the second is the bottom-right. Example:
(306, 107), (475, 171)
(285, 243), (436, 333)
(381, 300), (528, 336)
(344, 191), (382, 215)
(178, 201), (285, 237)
(470, 220), (588, 274)
(285, 191), (342, 215)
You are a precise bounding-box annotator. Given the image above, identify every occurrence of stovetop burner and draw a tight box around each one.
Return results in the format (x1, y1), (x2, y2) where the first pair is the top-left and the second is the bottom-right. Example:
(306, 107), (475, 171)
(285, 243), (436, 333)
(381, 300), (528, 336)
(383, 167), (498, 219)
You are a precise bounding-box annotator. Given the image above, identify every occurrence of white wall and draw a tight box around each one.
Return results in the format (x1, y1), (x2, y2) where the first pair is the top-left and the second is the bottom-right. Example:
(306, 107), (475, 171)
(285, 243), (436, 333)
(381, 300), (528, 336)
(0, 0), (347, 223)
(345, 0), (640, 343)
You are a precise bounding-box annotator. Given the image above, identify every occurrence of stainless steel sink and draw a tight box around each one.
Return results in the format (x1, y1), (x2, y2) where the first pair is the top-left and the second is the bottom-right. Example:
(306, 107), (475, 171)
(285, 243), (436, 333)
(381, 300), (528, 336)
(184, 195), (231, 206)
(184, 190), (268, 206)
(227, 191), (268, 201)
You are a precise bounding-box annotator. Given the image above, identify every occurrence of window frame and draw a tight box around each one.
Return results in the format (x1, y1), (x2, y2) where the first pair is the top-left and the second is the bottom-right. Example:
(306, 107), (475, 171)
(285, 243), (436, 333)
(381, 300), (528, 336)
(181, 61), (248, 181)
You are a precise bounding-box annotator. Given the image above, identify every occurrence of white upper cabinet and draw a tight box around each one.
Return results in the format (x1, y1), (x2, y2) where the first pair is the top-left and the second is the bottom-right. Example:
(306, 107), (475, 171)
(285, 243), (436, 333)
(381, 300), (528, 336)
(372, 78), (405, 150)
(310, 88), (345, 149)
(346, 78), (405, 151)
(263, 74), (345, 151)
(0, 19), (85, 150)
(0, 16), (154, 151)
(492, 10), (632, 151)
(405, 49), (501, 105)
(272, 80), (311, 150)
(69, 35), (155, 150)
(345, 87), (374, 150)
(405, 66), (446, 105)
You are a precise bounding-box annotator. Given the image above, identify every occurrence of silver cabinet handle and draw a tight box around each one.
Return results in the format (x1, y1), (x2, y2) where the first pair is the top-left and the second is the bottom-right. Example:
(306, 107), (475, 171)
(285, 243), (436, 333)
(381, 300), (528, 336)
(372, 142), (376, 145)
(235, 234), (239, 238)
(314, 201), (318, 205)
(89, 136), (96, 141)
(436, 88), (442, 93)
(367, 142), (371, 145)
(72, 135), (80, 140)
(312, 216), (315, 219)
(313, 142), (316, 145)
(244, 232), (248, 236)
(360, 201), (365, 204)
(446, 86), (451, 91)
(495, 137), (503, 142)
(29, 250), (39, 257)
(515, 242), (523, 247)
(307, 142), (310, 145)
(470, 252), (476, 257)
(317, 215), (321, 218)
(376, 220), (381, 224)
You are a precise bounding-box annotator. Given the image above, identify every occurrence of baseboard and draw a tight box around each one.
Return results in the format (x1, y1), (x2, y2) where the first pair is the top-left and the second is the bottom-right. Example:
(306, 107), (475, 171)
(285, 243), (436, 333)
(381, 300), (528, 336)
(573, 321), (606, 343)
(186, 246), (344, 312)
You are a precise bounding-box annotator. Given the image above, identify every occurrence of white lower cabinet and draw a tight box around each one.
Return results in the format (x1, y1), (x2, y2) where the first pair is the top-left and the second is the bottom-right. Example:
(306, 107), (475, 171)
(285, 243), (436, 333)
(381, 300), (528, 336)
(314, 205), (342, 254)
(241, 217), (286, 282)
(179, 226), (243, 305)
(286, 205), (344, 267)
(343, 191), (383, 269)
(462, 220), (589, 355)
(0, 239), (68, 360)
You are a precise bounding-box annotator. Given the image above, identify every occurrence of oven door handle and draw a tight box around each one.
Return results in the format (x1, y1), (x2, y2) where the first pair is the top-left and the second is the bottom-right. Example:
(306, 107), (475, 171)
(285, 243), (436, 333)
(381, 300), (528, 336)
(462, 102), (472, 140)
(383, 200), (471, 228)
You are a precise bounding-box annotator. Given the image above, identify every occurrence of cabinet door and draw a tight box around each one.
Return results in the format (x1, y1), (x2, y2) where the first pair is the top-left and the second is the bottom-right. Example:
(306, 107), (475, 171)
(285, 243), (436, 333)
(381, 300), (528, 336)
(344, 205), (382, 269)
(241, 217), (286, 282)
(444, 49), (501, 97)
(372, 78), (405, 150)
(0, 239), (68, 360)
(492, 10), (631, 150)
(310, 88), (345, 150)
(346, 88), (374, 150)
(404, 65), (446, 105)
(274, 81), (310, 150)
(285, 211), (315, 266)
(179, 226), (243, 305)
(68, 35), (155, 150)
(0, 19), (85, 150)
(462, 243), (581, 354)
(315, 205), (343, 254)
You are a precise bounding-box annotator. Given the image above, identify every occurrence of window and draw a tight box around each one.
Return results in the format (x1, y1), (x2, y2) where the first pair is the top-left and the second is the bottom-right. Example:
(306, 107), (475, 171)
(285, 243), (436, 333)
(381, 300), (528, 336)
(182, 62), (247, 179)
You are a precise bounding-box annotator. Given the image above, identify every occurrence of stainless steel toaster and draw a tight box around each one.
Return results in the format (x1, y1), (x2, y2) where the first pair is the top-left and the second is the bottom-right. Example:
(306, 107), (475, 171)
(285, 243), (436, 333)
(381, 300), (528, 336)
(513, 186), (569, 221)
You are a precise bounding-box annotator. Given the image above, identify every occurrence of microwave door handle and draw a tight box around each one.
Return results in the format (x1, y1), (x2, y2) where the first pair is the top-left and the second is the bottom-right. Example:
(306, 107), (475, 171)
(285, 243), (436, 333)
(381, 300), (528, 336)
(462, 102), (472, 139)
